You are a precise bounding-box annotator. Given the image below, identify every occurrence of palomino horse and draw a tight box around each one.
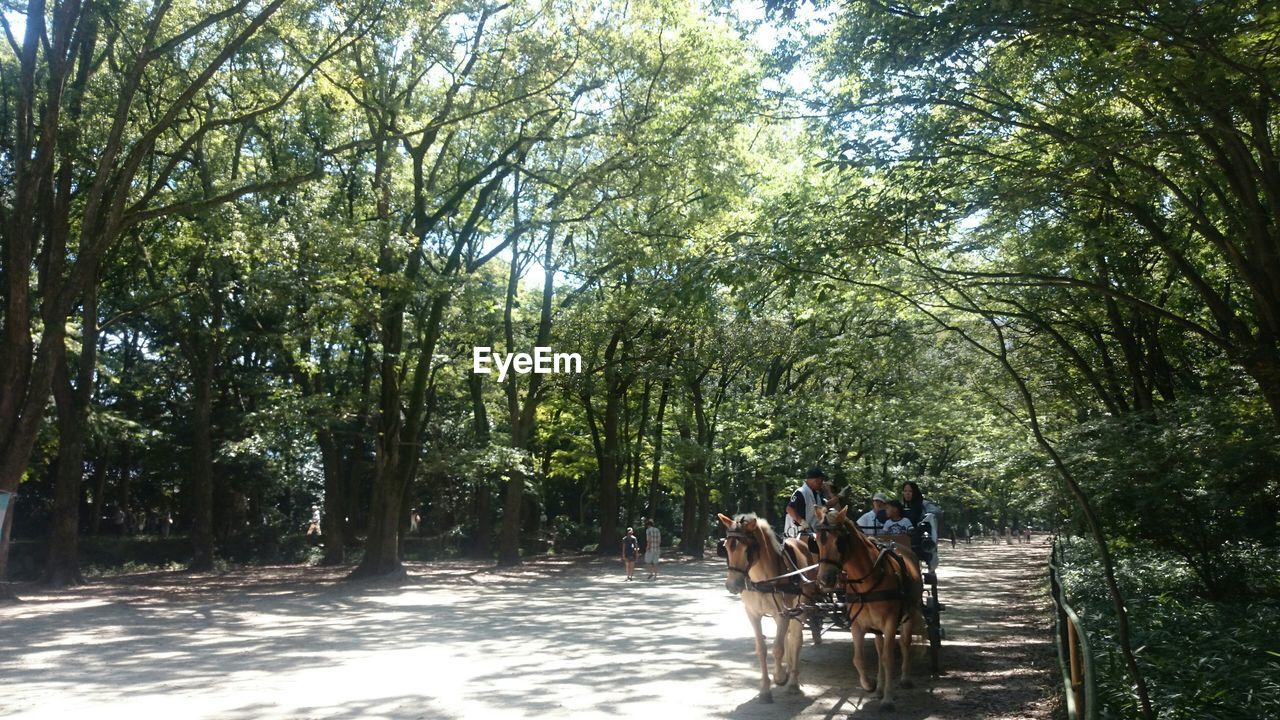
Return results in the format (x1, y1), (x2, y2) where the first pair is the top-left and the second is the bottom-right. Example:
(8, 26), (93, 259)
(717, 512), (816, 703)
(812, 506), (924, 712)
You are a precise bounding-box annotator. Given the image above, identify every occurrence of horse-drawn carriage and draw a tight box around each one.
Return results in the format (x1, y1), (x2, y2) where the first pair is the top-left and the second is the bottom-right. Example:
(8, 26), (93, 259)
(717, 502), (945, 710)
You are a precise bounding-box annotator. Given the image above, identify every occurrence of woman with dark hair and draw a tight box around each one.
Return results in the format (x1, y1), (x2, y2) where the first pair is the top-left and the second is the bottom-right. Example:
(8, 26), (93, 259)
(900, 481), (925, 525)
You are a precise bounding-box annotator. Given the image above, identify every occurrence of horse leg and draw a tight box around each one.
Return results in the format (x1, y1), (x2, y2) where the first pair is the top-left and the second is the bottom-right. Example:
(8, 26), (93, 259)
(772, 613), (789, 685)
(851, 625), (876, 693)
(878, 619), (899, 712)
(784, 608), (803, 692)
(749, 610), (773, 703)
(898, 612), (915, 689)
(872, 632), (886, 697)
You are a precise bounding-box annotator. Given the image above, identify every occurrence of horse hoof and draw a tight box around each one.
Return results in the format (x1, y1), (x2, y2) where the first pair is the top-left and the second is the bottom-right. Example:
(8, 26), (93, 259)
(879, 701), (895, 712)
(759, 692), (774, 704)
(860, 681), (876, 693)
(899, 678), (914, 689)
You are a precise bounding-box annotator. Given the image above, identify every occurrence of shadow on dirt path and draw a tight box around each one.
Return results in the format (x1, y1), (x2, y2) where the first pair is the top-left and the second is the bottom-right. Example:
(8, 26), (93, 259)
(0, 541), (1057, 719)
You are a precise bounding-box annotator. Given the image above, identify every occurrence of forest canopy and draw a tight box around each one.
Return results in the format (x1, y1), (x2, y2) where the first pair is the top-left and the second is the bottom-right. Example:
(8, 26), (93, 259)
(3, 6), (1278, 711)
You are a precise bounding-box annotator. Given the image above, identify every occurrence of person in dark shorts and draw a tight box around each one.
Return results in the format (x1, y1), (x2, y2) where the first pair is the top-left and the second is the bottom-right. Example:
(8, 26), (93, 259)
(621, 527), (639, 581)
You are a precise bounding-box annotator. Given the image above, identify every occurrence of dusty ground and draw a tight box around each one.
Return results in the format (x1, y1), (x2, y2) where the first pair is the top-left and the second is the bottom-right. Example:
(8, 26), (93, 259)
(0, 539), (1057, 719)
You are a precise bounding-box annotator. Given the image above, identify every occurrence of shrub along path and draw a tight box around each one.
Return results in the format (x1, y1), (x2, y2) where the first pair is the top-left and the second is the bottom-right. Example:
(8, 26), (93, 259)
(0, 540), (1056, 719)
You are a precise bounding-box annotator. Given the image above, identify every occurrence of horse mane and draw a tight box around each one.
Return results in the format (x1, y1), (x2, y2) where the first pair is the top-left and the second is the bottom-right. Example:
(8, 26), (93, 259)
(733, 512), (784, 557)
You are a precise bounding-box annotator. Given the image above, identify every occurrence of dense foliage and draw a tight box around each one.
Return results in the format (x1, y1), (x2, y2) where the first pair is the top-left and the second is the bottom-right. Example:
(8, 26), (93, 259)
(1059, 537), (1280, 720)
(3, 1), (1279, 715)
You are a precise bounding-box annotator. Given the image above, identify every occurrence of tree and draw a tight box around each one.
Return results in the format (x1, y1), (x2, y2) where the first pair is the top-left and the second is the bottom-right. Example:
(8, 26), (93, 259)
(1, 0), (368, 582)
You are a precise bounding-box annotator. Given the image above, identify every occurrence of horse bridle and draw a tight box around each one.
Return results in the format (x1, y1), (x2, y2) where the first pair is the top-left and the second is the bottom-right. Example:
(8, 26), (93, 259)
(722, 528), (758, 578)
(812, 520), (892, 586)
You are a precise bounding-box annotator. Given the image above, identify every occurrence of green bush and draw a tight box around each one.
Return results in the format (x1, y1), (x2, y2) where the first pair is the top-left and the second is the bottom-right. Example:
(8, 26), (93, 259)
(1058, 537), (1280, 720)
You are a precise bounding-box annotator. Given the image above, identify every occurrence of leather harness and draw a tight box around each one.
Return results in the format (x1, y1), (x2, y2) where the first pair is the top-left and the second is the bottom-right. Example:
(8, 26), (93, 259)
(814, 519), (913, 626)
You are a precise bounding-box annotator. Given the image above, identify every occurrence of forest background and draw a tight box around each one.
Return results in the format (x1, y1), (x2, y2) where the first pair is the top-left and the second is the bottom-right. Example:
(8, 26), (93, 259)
(3, 1), (1278, 717)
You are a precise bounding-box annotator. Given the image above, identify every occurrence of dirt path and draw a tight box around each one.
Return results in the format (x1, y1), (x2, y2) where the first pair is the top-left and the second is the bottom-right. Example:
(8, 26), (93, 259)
(0, 540), (1056, 719)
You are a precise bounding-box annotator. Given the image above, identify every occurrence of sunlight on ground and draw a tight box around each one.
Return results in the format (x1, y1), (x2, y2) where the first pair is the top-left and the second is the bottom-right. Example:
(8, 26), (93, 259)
(1, 544), (1053, 719)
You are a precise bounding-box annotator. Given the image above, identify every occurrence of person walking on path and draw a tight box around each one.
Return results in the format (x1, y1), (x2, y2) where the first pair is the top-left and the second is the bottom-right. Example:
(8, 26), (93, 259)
(622, 527), (639, 581)
(643, 519), (661, 580)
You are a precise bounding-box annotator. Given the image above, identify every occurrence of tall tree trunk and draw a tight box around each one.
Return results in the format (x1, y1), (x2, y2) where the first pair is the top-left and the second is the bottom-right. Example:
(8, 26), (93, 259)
(596, 332), (625, 555)
(345, 329), (375, 544)
(90, 452), (109, 536)
(185, 278), (223, 573)
(678, 411), (699, 556)
(626, 379), (651, 526)
(352, 287), (452, 578)
(44, 285), (99, 587)
(498, 227), (558, 565)
(318, 428), (346, 565)
(468, 371), (494, 557)
(647, 374), (670, 518)
(687, 375), (711, 559)
(351, 132), (410, 580)
(188, 336), (217, 571)
(352, 126), (520, 579)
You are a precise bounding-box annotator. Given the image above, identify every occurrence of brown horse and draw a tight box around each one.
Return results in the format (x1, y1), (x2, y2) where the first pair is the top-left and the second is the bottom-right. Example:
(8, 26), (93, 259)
(812, 506), (924, 712)
(717, 512), (815, 703)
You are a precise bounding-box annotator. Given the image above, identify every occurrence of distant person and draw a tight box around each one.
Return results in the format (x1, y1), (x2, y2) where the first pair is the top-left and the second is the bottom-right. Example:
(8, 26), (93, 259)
(410, 508), (421, 534)
(160, 512), (173, 538)
(856, 492), (888, 534)
(949, 526), (957, 549)
(643, 519), (661, 580)
(307, 505), (322, 544)
(784, 467), (833, 538)
(1023, 526), (1032, 543)
(881, 500), (914, 535)
(1004, 526), (1013, 545)
(114, 507), (126, 536)
(622, 527), (639, 581)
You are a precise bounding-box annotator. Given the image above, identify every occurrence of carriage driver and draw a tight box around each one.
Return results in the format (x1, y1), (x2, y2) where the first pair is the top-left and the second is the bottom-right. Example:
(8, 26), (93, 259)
(783, 467), (836, 538)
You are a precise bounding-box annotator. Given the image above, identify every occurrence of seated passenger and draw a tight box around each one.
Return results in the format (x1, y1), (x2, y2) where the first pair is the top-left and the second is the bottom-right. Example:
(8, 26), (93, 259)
(856, 492), (888, 534)
(900, 480), (926, 525)
(881, 499), (915, 535)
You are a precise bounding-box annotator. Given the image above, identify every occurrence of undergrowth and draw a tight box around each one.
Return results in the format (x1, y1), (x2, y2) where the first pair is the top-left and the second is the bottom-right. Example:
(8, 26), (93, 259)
(1057, 537), (1280, 720)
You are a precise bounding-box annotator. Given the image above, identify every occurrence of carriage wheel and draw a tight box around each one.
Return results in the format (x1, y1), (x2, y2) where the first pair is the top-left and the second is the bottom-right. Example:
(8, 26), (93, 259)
(928, 620), (941, 673)
(923, 574), (942, 674)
